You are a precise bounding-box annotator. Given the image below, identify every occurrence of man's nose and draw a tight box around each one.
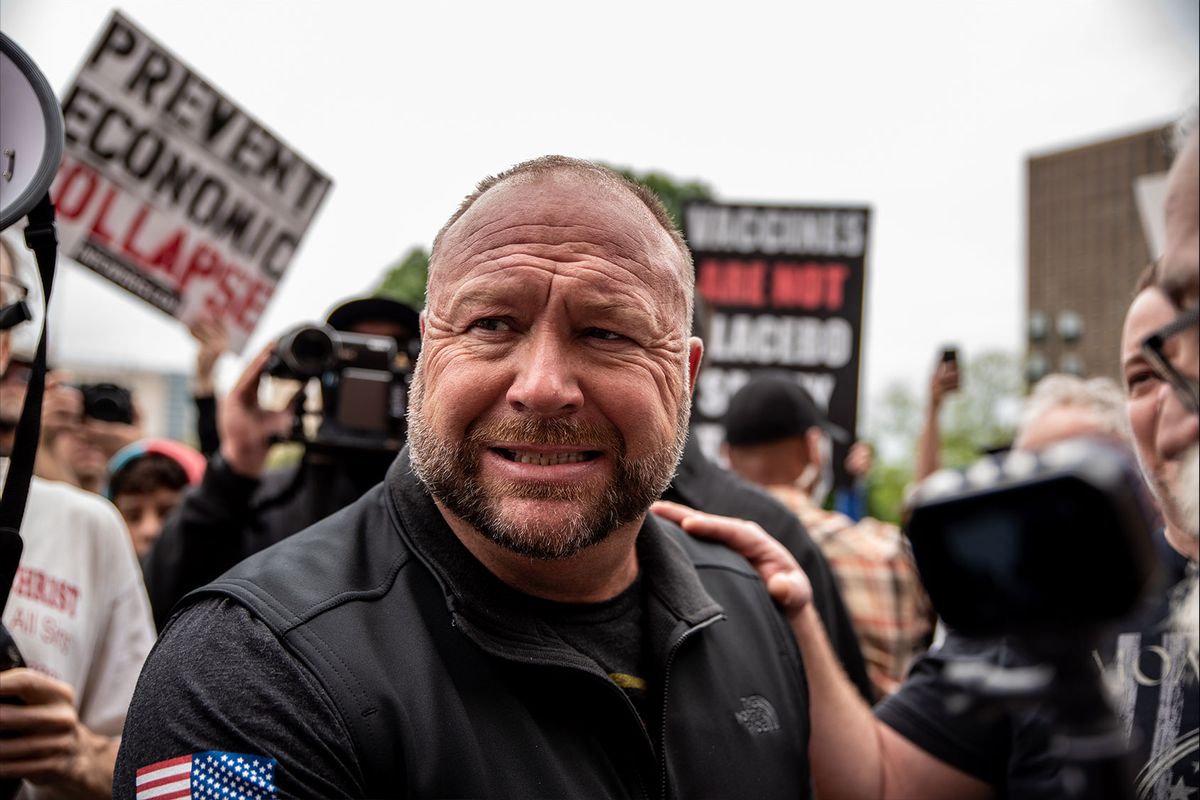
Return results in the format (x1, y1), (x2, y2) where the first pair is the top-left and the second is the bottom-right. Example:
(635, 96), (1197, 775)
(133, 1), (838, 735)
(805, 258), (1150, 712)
(506, 328), (583, 416)
(1155, 378), (1200, 460)
(134, 511), (161, 540)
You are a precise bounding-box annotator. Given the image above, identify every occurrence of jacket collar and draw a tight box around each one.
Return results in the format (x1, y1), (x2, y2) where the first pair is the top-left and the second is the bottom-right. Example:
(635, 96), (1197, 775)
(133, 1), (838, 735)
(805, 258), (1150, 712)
(385, 449), (723, 662)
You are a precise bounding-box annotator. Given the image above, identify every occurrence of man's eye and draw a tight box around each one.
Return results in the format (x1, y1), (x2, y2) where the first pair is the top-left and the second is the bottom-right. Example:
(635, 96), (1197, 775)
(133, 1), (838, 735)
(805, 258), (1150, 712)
(584, 328), (624, 341)
(1125, 371), (1160, 395)
(470, 318), (513, 333)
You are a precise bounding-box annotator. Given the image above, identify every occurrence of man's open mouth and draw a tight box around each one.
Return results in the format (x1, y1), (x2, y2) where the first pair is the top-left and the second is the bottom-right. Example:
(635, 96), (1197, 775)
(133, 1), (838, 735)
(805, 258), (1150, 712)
(493, 448), (601, 466)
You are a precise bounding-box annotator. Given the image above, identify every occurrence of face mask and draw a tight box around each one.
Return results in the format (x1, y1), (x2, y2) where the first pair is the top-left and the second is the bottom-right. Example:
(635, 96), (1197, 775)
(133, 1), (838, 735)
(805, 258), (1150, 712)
(797, 431), (834, 507)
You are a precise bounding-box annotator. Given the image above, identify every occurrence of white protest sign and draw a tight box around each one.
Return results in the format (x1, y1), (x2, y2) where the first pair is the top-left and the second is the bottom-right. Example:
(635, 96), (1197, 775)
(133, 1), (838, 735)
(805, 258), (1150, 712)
(50, 11), (332, 352)
(1133, 171), (1168, 262)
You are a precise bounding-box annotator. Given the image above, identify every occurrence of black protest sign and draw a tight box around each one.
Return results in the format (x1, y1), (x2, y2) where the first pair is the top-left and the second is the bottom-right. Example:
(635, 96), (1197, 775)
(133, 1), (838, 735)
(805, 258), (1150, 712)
(51, 11), (332, 352)
(684, 201), (871, 490)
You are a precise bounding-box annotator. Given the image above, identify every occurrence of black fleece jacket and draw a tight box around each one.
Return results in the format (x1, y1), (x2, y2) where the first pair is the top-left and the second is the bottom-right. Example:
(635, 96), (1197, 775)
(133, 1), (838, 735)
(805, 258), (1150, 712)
(116, 453), (814, 799)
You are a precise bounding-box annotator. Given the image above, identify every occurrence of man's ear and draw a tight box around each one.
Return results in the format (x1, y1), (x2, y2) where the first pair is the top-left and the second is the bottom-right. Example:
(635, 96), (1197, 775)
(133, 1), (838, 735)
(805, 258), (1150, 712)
(686, 336), (704, 396)
(803, 427), (825, 468)
(419, 311), (426, 338)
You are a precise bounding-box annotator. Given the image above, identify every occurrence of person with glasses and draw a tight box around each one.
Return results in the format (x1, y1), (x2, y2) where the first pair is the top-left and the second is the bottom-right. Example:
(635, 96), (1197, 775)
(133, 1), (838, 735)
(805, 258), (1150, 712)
(0, 261), (32, 458)
(1124, 270), (1198, 563)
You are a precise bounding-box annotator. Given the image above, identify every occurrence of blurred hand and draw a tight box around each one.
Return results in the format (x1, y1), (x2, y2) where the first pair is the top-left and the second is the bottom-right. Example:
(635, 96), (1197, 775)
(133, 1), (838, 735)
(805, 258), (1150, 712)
(0, 361), (33, 428)
(844, 441), (874, 480)
(218, 344), (293, 478)
(651, 500), (813, 614)
(189, 318), (229, 397)
(40, 371), (82, 443)
(77, 417), (142, 459)
(33, 373), (84, 484)
(929, 359), (960, 407)
(0, 668), (117, 798)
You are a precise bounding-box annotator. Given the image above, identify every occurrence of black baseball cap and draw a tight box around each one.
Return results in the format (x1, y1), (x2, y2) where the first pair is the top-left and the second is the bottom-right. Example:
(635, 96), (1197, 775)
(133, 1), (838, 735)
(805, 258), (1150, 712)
(325, 296), (420, 339)
(723, 374), (849, 446)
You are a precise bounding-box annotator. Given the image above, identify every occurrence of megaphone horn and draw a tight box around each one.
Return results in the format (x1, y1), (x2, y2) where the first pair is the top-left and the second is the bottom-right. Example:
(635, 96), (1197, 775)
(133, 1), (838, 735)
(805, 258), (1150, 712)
(0, 32), (65, 231)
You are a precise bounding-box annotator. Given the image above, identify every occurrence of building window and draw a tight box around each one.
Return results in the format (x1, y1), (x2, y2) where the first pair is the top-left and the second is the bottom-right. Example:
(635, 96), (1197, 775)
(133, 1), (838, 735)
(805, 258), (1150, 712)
(1057, 311), (1084, 342)
(1028, 311), (1048, 342)
(1059, 353), (1085, 376)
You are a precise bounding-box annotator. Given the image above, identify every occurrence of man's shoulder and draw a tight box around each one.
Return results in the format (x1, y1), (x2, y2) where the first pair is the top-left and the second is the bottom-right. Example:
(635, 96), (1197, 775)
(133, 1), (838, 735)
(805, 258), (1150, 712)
(188, 481), (417, 631)
(672, 452), (812, 541)
(656, 515), (762, 579)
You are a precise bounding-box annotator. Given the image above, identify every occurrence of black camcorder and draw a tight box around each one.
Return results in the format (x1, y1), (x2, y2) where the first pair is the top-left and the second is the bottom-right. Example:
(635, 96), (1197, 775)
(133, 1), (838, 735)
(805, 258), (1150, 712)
(906, 437), (1158, 640)
(904, 437), (1161, 799)
(265, 324), (410, 452)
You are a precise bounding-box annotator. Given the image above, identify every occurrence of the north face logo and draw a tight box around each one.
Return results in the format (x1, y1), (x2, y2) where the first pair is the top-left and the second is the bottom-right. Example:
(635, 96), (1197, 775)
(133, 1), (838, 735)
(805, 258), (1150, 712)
(734, 695), (780, 735)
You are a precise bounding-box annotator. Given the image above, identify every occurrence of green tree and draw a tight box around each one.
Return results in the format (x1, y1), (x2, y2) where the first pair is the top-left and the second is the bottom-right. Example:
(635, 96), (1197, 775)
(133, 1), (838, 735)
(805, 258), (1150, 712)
(863, 349), (1022, 522)
(604, 166), (714, 230)
(375, 246), (430, 308)
(938, 350), (1023, 468)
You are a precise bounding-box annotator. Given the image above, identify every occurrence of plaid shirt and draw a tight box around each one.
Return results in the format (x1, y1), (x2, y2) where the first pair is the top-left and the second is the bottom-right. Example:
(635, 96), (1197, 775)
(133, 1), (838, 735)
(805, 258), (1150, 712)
(766, 485), (936, 699)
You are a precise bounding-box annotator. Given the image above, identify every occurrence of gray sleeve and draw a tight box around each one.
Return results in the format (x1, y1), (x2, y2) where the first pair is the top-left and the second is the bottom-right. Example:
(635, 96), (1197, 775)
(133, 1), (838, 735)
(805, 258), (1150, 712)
(113, 598), (365, 799)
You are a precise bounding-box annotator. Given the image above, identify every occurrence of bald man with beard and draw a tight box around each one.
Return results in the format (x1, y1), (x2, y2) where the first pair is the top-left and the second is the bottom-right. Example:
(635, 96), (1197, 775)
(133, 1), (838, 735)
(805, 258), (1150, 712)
(113, 157), (814, 800)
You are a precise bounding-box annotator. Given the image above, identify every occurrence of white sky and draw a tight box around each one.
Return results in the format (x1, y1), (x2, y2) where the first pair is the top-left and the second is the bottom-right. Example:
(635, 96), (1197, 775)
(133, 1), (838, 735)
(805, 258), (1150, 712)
(3, 0), (1198, 435)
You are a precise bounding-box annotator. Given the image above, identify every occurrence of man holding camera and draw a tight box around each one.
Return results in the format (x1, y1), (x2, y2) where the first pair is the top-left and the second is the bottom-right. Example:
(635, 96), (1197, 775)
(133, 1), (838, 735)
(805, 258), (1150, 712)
(1, 362), (141, 496)
(35, 380), (141, 494)
(114, 156), (813, 798)
(659, 112), (1200, 799)
(142, 295), (419, 628)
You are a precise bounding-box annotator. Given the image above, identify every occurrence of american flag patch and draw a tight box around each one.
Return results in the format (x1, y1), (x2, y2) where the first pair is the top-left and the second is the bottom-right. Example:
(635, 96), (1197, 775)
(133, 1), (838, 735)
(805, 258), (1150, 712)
(135, 751), (278, 800)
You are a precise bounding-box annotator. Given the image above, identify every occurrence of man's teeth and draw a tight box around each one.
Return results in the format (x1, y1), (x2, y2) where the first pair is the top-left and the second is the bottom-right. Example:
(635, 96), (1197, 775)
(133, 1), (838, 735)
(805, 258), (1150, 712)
(512, 451), (590, 466)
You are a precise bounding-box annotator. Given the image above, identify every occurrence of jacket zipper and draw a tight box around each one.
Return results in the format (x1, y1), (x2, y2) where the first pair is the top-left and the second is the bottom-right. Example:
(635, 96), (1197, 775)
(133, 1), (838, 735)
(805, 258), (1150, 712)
(658, 614), (724, 800)
(582, 669), (658, 800)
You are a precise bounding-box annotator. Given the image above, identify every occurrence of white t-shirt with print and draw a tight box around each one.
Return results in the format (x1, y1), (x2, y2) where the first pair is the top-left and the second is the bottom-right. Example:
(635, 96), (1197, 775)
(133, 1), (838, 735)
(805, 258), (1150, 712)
(1, 460), (156, 795)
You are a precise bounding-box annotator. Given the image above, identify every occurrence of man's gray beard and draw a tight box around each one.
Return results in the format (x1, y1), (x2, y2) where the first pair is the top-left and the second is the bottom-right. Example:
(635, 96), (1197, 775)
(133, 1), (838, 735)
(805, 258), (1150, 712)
(1136, 439), (1200, 540)
(406, 365), (690, 560)
(1165, 441), (1198, 673)
(1171, 441), (1200, 540)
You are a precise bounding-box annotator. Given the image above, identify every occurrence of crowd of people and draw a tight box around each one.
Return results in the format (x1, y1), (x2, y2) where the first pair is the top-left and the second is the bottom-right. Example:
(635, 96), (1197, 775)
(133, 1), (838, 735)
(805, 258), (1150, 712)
(0, 102), (1194, 800)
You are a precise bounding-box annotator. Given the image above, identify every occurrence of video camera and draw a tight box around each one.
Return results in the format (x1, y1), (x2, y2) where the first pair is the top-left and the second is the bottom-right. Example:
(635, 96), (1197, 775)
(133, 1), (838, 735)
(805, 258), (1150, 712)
(264, 323), (410, 452)
(904, 437), (1161, 799)
(906, 437), (1158, 640)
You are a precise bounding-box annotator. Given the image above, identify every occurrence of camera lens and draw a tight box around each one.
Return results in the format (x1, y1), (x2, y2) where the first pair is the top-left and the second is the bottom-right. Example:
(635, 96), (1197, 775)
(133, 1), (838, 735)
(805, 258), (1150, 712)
(281, 326), (336, 378)
(80, 383), (135, 424)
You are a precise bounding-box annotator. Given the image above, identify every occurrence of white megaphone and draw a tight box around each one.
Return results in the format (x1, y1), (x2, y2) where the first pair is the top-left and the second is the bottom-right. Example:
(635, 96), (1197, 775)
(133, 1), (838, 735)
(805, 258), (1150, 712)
(0, 31), (63, 231)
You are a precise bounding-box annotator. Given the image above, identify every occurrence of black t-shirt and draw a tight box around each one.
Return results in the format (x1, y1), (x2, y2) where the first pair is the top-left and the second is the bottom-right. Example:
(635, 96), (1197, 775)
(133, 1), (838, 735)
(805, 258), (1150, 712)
(875, 568), (1199, 799)
(521, 576), (651, 721)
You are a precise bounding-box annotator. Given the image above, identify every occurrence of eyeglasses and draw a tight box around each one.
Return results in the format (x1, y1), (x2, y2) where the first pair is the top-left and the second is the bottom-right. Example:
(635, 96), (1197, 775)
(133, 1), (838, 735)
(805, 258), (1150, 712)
(0, 275), (28, 309)
(1141, 305), (1200, 414)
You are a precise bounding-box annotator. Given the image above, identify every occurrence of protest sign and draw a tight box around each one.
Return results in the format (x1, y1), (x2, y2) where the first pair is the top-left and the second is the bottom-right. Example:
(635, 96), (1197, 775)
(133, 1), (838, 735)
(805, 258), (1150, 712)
(50, 11), (332, 351)
(684, 201), (871, 488)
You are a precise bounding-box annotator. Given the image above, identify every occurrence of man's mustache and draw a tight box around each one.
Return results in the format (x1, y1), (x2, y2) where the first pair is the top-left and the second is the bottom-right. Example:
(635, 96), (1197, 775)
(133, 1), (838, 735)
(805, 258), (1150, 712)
(464, 416), (624, 453)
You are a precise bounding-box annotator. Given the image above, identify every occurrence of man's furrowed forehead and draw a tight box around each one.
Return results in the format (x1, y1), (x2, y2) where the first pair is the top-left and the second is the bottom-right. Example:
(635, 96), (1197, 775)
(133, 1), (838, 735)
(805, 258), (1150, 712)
(432, 174), (686, 287)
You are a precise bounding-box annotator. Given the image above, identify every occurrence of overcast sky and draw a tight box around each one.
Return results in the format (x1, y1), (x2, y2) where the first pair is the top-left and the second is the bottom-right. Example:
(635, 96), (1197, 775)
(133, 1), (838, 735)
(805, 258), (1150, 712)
(4, 0), (1198, 435)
